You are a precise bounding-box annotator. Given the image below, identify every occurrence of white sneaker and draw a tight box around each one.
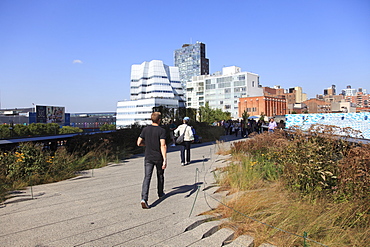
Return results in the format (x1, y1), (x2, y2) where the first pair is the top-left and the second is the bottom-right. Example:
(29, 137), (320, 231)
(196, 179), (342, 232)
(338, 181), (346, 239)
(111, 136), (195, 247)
(171, 144), (176, 147)
(141, 199), (149, 209)
(181, 163), (185, 166)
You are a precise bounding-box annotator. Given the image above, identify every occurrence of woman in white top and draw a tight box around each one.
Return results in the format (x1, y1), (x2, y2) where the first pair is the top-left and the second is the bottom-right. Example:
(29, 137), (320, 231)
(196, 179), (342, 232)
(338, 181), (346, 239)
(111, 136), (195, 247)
(174, 117), (194, 166)
(268, 118), (277, 132)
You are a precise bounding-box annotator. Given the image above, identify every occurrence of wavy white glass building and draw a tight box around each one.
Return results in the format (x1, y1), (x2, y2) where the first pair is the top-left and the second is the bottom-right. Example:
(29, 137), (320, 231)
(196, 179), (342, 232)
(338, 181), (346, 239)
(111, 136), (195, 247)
(116, 60), (184, 127)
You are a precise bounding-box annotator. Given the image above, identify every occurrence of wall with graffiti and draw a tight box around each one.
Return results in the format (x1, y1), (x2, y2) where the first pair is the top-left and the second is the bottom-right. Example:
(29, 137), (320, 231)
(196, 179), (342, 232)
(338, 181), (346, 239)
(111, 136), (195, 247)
(285, 112), (370, 139)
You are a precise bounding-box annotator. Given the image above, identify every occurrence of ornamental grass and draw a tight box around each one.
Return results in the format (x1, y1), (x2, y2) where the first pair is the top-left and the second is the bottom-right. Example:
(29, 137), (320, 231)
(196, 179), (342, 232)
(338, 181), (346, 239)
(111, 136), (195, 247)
(214, 125), (369, 246)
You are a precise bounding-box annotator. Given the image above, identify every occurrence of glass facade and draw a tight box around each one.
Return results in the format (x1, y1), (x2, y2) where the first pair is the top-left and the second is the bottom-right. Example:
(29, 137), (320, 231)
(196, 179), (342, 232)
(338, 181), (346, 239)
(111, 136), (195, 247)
(116, 60), (183, 127)
(174, 42), (209, 89)
(187, 67), (263, 118)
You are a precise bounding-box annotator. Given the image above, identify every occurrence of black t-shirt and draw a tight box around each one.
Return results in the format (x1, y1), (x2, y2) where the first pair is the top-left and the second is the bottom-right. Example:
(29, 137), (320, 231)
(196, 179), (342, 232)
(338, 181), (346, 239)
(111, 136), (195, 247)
(139, 125), (166, 161)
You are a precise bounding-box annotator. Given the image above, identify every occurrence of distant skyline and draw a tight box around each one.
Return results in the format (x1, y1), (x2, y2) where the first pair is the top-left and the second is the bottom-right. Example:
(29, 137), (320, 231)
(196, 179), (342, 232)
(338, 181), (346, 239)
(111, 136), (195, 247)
(0, 0), (369, 113)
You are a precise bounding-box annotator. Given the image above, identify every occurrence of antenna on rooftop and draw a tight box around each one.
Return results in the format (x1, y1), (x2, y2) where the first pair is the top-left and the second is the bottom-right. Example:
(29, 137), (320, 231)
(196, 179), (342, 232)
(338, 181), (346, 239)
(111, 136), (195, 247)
(190, 38), (192, 44)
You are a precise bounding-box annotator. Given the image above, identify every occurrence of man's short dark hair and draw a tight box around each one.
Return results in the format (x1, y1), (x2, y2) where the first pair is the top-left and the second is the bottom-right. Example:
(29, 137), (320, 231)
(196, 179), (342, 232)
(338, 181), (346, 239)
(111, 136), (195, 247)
(151, 112), (162, 123)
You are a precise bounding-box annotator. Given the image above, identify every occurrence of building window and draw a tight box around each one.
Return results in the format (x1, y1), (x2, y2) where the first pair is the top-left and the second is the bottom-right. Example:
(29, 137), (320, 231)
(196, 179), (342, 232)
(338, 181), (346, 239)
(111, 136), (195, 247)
(252, 81), (255, 87)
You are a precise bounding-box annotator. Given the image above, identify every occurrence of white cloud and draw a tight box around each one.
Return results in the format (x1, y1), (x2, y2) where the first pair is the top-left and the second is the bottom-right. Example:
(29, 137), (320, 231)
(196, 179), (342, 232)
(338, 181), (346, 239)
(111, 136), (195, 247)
(72, 59), (83, 64)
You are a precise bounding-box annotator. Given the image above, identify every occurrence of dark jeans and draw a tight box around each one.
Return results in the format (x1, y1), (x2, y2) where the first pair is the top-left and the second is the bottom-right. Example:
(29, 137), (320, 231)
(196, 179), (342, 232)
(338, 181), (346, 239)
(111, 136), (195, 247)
(180, 141), (191, 164)
(141, 159), (164, 201)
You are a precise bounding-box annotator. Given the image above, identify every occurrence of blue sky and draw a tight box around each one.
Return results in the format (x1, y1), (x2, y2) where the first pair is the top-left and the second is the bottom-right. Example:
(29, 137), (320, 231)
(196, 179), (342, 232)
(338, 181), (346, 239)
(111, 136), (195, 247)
(0, 0), (369, 113)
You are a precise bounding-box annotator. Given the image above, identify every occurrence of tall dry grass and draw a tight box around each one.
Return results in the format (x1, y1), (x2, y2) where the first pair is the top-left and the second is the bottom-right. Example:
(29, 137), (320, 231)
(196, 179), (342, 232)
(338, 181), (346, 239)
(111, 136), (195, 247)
(214, 125), (369, 246)
(215, 182), (369, 246)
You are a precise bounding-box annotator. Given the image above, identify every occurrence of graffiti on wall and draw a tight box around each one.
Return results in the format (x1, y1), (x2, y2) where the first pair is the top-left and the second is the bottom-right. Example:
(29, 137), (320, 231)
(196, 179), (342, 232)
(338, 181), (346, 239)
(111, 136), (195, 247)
(285, 112), (370, 139)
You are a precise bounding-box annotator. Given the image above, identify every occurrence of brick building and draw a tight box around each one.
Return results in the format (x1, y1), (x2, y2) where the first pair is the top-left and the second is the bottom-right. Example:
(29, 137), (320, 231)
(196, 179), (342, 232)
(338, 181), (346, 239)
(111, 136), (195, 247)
(238, 96), (287, 118)
(345, 92), (369, 108)
(302, 98), (332, 113)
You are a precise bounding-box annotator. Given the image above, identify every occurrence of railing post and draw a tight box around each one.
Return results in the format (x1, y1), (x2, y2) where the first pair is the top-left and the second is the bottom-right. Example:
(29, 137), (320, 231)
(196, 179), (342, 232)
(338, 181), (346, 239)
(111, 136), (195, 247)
(189, 185), (201, 217)
(303, 231), (309, 247)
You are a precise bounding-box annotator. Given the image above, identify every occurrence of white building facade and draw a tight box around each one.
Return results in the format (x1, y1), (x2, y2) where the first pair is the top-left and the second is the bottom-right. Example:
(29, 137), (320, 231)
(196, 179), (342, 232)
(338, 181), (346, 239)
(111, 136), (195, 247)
(186, 66), (263, 119)
(116, 60), (184, 127)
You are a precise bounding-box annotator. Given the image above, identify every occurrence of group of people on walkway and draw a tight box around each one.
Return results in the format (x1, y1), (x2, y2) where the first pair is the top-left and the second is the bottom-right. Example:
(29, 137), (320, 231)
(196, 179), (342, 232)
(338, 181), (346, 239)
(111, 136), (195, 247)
(220, 117), (286, 137)
(221, 118), (265, 137)
(136, 112), (194, 209)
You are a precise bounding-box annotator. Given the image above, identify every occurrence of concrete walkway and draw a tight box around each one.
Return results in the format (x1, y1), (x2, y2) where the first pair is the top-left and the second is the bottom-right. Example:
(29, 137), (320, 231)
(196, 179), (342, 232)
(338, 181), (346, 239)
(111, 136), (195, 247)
(0, 135), (252, 247)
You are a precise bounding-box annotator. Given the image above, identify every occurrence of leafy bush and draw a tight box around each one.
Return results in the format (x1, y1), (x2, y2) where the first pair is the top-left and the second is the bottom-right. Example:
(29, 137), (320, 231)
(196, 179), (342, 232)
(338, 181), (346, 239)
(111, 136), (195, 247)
(100, 124), (116, 131)
(192, 122), (224, 142)
(7, 143), (48, 181)
(229, 125), (367, 201)
(59, 126), (83, 134)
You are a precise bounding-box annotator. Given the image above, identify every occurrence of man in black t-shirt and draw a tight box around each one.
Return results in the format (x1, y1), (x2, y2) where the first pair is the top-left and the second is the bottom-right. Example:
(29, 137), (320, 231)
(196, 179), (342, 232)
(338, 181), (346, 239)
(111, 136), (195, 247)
(137, 112), (167, 209)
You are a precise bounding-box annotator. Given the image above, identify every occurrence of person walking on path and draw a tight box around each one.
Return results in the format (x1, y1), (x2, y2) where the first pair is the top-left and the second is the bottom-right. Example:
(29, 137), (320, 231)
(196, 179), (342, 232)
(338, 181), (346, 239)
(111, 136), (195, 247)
(169, 120), (177, 147)
(137, 112), (167, 209)
(268, 118), (277, 133)
(174, 117), (194, 166)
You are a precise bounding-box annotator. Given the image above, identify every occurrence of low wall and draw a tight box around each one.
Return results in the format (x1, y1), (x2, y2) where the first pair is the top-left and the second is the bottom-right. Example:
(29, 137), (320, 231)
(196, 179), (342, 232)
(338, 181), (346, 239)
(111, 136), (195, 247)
(285, 112), (370, 139)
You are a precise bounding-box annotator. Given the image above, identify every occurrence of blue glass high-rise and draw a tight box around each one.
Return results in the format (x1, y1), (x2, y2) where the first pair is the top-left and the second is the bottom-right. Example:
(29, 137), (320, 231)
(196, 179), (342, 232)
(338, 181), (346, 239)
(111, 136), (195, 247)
(174, 42), (209, 90)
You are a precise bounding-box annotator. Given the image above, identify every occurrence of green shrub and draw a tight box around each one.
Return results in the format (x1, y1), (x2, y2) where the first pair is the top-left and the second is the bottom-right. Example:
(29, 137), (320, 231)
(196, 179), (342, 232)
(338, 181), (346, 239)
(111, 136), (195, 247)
(229, 125), (367, 201)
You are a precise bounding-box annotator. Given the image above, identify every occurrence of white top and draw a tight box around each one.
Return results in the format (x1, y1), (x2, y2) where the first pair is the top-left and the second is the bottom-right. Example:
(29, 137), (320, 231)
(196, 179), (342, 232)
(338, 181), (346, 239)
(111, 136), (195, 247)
(268, 121), (277, 130)
(174, 124), (194, 141)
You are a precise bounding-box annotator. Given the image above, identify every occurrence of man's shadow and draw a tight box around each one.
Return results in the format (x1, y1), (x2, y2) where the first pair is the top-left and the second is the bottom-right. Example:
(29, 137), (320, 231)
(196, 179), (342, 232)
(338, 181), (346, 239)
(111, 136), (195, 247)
(186, 158), (209, 165)
(150, 182), (203, 208)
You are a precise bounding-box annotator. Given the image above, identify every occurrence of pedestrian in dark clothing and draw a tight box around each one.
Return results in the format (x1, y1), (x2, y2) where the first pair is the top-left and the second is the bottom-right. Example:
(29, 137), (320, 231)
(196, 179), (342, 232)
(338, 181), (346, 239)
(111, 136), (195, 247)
(169, 120), (177, 147)
(247, 119), (252, 136)
(257, 119), (263, 134)
(223, 120), (230, 135)
(241, 119), (246, 137)
(234, 120), (240, 137)
(278, 120), (286, 129)
(251, 119), (257, 133)
(137, 112), (167, 209)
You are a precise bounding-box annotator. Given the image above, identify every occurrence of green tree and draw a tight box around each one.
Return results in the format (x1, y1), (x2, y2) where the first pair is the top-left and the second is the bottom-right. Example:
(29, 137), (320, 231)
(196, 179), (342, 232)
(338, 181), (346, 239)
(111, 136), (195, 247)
(177, 107), (187, 121)
(100, 124), (116, 131)
(46, 123), (60, 135)
(28, 123), (48, 136)
(199, 102), (231, 124)
(153, 105), (172, 121)
(199, 102), (211, 123)
(13, 124), (30, 137)
(214, 108), (231, 122)
(59, 126), (83, 134)
(242, 110), (250, 122)
(259, 113), (266, 122)
(185, 108), (197, 122)
(0, 125), (11, 139)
